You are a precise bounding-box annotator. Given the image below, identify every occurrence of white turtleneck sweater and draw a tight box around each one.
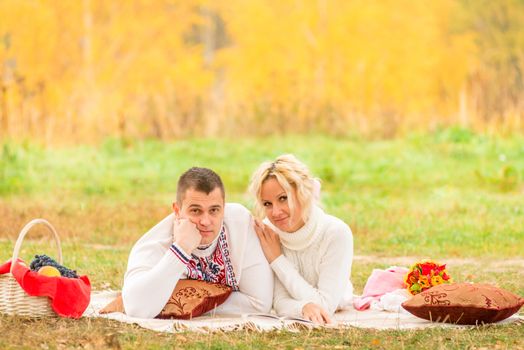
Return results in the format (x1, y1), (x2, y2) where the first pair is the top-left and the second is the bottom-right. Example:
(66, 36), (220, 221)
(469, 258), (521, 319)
(264, 206), (353, 317)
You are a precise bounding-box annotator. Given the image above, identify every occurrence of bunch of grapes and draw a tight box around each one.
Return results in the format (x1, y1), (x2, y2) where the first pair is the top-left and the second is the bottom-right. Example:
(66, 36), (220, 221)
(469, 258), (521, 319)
(29, 254), (79, 278)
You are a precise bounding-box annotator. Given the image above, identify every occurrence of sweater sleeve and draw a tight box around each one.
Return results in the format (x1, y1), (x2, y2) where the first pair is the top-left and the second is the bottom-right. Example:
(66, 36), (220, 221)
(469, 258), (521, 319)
(271, 222), (353, 316)
(214, 219), (274, 314)
(122, 217), (191, 318)
(272, 276), (306, 317)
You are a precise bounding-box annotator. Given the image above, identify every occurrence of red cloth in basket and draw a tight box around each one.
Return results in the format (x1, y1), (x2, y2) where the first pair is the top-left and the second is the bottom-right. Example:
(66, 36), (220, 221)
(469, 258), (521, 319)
(0, 259), (91, 318)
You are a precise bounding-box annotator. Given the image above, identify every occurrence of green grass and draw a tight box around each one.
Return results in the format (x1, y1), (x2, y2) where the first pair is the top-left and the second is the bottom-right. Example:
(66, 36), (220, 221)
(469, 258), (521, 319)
(2, 128), (523, 256)
(0, 316), (522, 350)
(0, 128), (523, 349)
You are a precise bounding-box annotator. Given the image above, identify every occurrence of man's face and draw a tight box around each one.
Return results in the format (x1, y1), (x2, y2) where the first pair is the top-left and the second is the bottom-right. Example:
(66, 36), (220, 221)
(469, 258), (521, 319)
(173, 187), (225, 245)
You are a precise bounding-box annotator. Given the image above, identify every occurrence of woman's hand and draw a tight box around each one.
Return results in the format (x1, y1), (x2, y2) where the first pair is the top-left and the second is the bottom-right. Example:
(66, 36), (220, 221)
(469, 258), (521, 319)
(301, 303), (332, 325)
(254, 219), (282, 263)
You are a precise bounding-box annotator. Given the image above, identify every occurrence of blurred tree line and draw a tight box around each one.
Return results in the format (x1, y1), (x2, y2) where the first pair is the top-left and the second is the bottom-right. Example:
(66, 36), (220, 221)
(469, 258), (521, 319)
(0, 0), (523, 142)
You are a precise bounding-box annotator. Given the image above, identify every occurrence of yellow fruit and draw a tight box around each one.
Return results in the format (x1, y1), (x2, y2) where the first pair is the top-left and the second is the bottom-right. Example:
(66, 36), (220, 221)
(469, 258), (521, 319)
(38, 265), (61, 277)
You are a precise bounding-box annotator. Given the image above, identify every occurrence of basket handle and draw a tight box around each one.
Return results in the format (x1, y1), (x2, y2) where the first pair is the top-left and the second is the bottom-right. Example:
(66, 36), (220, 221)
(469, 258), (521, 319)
(10, 219), (63, 274)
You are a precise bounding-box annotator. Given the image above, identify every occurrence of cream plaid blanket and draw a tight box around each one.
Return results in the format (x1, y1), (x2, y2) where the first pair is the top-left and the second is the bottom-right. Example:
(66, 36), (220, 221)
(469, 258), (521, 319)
(83, 290), (523, 333)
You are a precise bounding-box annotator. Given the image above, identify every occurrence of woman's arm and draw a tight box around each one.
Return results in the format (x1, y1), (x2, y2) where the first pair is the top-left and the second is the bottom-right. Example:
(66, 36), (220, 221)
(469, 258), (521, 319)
(272, 224), (353, 315)
(273, 272), (334, 324)
(272, 277), (305, 317)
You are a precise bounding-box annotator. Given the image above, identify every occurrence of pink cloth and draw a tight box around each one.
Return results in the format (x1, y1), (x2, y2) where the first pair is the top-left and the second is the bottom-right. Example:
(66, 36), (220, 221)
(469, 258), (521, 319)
(353, 266), (409, 311)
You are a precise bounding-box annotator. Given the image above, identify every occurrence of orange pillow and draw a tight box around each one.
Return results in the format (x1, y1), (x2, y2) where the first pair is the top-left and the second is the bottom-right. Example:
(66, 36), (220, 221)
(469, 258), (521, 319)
(100, 279), (232, 319)
(402, 282), (524, 325)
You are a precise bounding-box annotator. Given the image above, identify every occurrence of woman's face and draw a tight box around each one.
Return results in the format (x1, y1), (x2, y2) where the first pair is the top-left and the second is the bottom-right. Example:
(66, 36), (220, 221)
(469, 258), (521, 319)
(260, 177), (304, 232)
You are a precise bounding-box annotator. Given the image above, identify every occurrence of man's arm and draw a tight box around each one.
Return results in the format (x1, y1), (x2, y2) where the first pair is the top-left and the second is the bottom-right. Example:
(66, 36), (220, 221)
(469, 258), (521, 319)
(122, 239), (191, 318)
(121, 215), (200, 319)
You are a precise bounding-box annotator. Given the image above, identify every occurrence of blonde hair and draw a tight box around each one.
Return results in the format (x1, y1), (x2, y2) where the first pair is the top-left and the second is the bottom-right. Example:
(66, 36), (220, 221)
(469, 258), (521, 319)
(249, 154), (319, 223)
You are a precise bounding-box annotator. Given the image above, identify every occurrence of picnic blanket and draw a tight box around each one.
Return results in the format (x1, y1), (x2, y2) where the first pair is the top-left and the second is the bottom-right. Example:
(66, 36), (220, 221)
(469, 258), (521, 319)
(83, 290), (524, 333)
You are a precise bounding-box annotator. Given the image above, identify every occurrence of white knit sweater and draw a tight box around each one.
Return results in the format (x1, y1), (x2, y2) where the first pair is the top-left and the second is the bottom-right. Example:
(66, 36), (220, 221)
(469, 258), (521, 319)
(264, 206), (353, 317)
(122, 203), (274, 318)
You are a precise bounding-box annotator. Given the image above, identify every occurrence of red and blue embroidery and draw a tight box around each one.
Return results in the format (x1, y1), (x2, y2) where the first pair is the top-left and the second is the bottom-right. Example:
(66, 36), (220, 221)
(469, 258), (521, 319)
(170, 244), (190, 264)
(185, 225), (239, 291)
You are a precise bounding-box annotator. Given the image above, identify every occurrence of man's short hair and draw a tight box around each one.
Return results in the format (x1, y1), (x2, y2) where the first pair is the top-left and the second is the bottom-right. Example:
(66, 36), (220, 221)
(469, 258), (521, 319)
(176, 167), (225, 204)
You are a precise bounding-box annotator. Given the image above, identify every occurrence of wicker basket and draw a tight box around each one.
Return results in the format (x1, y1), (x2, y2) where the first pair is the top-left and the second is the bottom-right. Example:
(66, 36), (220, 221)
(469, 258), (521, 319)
(0, 219), (63, 317)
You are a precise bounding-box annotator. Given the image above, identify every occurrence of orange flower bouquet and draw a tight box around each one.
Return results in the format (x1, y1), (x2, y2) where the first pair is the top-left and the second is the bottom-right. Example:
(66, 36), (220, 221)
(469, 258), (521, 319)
(404, 260), (452, 295)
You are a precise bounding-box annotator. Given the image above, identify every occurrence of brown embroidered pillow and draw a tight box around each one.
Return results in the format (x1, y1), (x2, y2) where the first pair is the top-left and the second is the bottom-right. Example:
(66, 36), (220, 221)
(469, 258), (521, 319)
(99, 279), (232, 319)
(156, 279), (232, 319)
(402, 282), (524, 325)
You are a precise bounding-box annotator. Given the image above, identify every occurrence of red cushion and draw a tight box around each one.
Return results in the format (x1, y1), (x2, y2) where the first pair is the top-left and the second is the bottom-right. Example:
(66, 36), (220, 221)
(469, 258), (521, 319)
(402, 283), (524, 325)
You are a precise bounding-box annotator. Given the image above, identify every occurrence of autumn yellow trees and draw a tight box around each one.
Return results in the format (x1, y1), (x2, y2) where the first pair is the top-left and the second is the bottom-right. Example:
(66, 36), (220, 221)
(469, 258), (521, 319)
(0, 0), (523, 142)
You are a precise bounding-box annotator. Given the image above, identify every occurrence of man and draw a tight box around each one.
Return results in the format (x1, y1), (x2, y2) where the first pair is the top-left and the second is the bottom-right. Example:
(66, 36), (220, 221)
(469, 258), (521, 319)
(122, 167), (273, 318)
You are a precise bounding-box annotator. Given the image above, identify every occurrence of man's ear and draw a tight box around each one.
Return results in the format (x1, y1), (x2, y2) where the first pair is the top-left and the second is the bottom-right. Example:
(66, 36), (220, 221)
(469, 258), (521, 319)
(172, 202), (180, 218)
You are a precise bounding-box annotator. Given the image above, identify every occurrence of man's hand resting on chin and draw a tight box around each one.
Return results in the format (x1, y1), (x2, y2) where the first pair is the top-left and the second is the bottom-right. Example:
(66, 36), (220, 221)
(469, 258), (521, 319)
(173, 218), (201, 254)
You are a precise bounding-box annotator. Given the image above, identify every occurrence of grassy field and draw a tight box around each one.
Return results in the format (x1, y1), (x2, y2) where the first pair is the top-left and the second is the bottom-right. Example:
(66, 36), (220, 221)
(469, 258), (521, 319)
(0, 128), (523, 349)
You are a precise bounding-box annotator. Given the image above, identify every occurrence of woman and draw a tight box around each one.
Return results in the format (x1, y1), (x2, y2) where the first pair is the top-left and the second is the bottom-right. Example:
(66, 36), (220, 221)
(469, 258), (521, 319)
(249, 154), (353, 324)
